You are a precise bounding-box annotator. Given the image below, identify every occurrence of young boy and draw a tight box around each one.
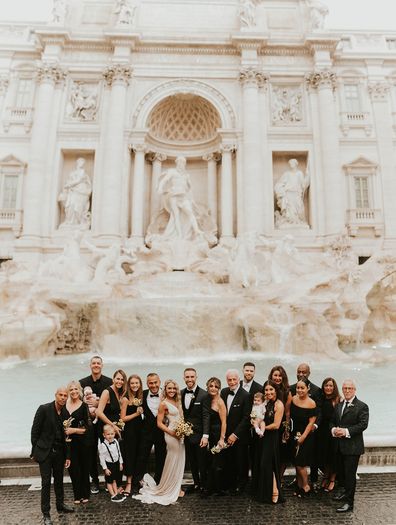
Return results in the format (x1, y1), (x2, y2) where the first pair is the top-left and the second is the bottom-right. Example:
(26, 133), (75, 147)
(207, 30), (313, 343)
(98, 425), (125, 502)
(250, 391), (266, 437)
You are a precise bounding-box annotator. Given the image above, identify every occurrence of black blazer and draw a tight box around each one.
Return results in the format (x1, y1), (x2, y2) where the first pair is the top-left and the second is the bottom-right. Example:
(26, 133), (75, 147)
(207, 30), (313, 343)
(220, 387), (251, 443)
(31, 401), (69, 463)
(181, 386), (210, 445)
(239, 379), (263, 402)
(141, 390), (165, 444)
(330, 397), (369, 456)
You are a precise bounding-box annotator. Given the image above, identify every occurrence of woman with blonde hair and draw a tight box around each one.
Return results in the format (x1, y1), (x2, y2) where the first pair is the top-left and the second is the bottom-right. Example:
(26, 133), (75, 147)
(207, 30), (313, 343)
(65, 380), (91, 504)
(133, 379), (186, 505)
(120, 374), (144, 496)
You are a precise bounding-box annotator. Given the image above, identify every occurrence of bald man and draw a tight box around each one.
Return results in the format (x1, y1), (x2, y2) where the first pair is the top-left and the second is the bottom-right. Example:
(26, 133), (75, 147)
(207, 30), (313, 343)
(31, 387), (74, 525)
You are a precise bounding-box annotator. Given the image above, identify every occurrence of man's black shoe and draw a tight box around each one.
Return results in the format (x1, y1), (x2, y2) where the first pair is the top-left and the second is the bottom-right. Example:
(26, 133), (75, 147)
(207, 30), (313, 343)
(185, 484), (199, 494)
(90, 483), (100, 494)
(43, 515), (53, 525)
(333, 492), (347, 501)
(336, 503), (353, 513)
(56, 504), (75, 513)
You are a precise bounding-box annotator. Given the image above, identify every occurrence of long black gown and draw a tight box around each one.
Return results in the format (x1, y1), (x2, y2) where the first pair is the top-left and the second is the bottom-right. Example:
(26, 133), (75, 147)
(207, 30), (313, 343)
(99, 387), (121, 440)
(206, 407), (224, 494)
(290, 401), (316, 467)
(66, 402), (91, 501)
(254, 401), (285, 504)
(123, 403), (143, 478)
(316, 398), (337, 470)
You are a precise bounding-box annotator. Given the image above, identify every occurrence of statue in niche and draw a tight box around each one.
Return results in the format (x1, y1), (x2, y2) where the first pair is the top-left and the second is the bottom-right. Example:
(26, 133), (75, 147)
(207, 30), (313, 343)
(238, 0), (256, 29)
(69, 82), (98, 121)
(157, 156), (202, 240)
(272, 87), (302, 125)
(51, 0), (67, 25)
(274, 159), (310, 227)
(58, 158), (92, 228)
(308, 0), (329, 30)
(114, 0), (137, 26)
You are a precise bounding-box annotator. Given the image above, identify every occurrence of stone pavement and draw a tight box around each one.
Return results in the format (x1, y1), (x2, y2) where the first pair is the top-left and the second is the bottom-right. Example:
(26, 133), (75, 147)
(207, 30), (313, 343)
(1, 473), (395, 525)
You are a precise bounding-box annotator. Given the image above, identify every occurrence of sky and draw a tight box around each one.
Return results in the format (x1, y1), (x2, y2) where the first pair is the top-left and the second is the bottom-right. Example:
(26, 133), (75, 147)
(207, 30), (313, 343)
(0, 0), (395, 31)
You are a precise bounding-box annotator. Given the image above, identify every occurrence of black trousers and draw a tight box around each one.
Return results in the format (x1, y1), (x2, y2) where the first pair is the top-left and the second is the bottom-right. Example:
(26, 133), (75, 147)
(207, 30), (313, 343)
(89, 424), (100, 484)
(68, 439), (91, 500)
(39, 449), (65, 515)
(222, 442), (249, 491)
(185, 437), (207, 488)
(337, 453), (360, 505)
(136, 435), (166, 484)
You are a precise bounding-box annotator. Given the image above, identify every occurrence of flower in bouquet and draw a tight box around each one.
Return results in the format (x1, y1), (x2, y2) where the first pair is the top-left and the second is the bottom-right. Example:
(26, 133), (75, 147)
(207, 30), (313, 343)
(210, 442), (229, 454)
(131, 397), (142, 407)
(174, 418), (193, 440)
(114, 419), (125, 431)
(294, 431), (302, 457)
(63, 417), (74, 443)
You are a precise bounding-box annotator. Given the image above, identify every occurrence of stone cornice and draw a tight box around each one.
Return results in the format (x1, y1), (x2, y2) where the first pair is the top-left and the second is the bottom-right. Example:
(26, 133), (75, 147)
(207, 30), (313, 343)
(305, 69), (337, 90)
(103, 32), (140, 49)
(34, 29), (70, 49)
(103, 64), (132, 86)
(306, 36), (340, 54)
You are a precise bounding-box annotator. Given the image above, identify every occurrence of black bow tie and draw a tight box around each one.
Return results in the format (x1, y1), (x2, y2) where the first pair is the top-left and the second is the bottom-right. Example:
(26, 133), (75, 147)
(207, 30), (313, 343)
(228, 390), (235, 396)
(186, 390), (194, 395)
(149, 394), (159, 398)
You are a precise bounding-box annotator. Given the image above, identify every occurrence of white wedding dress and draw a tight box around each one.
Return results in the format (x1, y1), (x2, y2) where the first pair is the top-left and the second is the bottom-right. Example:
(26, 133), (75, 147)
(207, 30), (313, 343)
(133, 401), (185, 505)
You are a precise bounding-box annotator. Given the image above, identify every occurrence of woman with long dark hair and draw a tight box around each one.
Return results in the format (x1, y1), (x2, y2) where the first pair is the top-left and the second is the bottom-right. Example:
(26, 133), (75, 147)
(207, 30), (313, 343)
(318, 377), (340, 492)
(96, 369), (127, 439)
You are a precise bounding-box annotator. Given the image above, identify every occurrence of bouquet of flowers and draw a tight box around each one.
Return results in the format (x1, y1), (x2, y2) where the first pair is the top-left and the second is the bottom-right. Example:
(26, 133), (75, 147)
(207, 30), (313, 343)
(174, 418), (193, 441)
(114, 419), (125, 431)
(63, 417), (74, 443)
(131, 397), (142, 407)
(294, 431), (302, 457)
(210, 442), (229, 454)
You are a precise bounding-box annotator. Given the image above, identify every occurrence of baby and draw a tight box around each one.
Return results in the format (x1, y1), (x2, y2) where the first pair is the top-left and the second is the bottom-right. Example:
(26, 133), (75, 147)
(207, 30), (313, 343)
(83, 386), (99, 424)
(250, 391), (266, 437)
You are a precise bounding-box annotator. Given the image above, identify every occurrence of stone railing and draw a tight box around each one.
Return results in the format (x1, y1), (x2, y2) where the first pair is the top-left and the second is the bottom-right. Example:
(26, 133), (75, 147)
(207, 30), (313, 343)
(340, 111), (372, 136)
(0, 209), (23, 236)
(346, 208), (383, 237)
(3, 106), (33, 132)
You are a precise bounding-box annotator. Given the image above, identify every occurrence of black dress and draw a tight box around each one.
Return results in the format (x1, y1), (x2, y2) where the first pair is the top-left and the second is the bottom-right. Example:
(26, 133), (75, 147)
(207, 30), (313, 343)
(206, 408), (224, 494)
(254, 401), (285, 504)
(99, 387), (122, 440)
(316, 398), (337, 470)
(290, 401), (316, 467)
(66, 402), (91, 501)
(123, 403), (143, 477)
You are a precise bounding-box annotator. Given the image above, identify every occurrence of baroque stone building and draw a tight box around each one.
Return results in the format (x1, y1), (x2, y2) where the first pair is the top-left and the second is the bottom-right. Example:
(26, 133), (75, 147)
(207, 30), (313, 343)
(0, 0), (395, 262)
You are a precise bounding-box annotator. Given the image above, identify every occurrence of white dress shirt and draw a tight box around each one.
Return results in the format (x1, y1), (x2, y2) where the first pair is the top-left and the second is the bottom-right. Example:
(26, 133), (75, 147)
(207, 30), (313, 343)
(242, 380), (253, 393)
(227, 385), (240, 413)
(146, 389), (162, 417)
(98, 439), (123, 469)
(184, 388), (196, 411)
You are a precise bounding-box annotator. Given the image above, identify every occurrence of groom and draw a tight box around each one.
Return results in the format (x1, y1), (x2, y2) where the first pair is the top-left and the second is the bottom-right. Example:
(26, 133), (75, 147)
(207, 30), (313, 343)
(181, 368), (210, 494)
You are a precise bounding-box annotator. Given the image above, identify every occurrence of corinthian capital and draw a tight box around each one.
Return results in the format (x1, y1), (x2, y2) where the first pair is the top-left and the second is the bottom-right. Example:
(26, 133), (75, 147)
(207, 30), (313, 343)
(368, 81), (390, 101)
(36, 63), (67, 85)
(103, 64), (132, 86)
(239, 68), (268, 89)
(147, 151), (167, 163)
(130, 144), (147, 154)
(220, 144), (236, 154)
(0, 76), (9, 95)
(203, 152), (221, 163)
(305, 70), (337, 90)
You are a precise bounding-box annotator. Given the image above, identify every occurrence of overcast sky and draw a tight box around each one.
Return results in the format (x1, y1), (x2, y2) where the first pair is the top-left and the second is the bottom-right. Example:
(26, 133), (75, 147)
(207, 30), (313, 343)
(0, 0), (395, 31)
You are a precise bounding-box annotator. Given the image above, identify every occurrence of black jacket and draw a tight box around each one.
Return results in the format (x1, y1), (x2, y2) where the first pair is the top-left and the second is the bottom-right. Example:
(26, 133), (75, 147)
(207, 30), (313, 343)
(220, 386), (251, 443)
(141, 390), (166, 444)
(239, 379), (263, 402)
(181, 385), (210, 444)
(330, 397), (369, 456)
(31, 401), (70, 463)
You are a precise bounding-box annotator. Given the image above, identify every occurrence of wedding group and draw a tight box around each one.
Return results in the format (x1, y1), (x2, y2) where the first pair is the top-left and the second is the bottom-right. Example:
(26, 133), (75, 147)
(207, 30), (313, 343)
(30, 357), (369, 525)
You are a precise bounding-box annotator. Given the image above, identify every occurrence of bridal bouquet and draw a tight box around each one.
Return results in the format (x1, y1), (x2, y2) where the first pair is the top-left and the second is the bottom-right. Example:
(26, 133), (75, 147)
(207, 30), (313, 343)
(174, 418), (193, 440)
(63, 417), (74, 443)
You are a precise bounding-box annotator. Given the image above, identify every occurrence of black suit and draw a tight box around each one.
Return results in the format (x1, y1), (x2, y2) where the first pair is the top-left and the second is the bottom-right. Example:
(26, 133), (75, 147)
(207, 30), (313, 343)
(239, 379), (263, 401)
(136, 390), (166, 484)
(31, 401), (70, 515)
(239, 379), (263, 474)
(220, 386), (251, 491)
(330, 397), (369, 506)
(181, 385), (210, 488)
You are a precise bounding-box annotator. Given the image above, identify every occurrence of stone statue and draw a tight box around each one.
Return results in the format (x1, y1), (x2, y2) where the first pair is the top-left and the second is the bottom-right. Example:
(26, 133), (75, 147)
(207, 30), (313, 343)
(157, 156), (202, 240)
(272, 87), (302, 125)
(69, 82), (98, 121)
(58, 158), (92, 228)
(238, 0), (256, 29)
(84, 242), (137, 284)
(114, 0), (137, 26)
(51, 0), (67, 25)
(308, 0), (329, 30)
(274, 159), (310, 227)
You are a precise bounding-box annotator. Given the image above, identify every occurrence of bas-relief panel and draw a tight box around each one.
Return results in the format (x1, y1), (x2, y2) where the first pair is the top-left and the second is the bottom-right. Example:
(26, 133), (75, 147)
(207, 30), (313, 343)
(266, 8), (300, 31)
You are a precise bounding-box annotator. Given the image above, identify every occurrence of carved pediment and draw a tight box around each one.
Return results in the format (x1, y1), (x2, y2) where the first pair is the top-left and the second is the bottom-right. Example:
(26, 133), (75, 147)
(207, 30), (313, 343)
(343, 156), (378, 172)
(0, 154), (27, 169)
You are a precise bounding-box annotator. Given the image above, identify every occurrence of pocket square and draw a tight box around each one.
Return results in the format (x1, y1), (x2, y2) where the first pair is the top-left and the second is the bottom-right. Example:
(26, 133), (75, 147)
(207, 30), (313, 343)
(194, 402), (201, 405)
(232, 404), (240, 408)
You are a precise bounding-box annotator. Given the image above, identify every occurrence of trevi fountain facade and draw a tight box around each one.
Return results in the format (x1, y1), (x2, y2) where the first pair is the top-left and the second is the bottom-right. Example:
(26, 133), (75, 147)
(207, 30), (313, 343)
(0, 0), (396, 365)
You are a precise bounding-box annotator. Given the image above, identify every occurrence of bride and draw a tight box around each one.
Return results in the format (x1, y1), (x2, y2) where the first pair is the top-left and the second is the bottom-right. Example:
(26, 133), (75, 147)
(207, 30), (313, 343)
(133, 379), (185, 505)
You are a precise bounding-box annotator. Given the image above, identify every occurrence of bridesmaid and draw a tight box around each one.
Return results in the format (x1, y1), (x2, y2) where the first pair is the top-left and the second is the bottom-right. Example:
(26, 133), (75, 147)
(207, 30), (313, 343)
(96, 369), (127, 439)
(120, 374), (144, 496)
(268, 365), (292, 476)
(290, 377), (317, 496)
(65, 380), (91, 504)
(254, 380), (285, 504)
(318, 377), (340, 492)
(205, 377), (227, 496)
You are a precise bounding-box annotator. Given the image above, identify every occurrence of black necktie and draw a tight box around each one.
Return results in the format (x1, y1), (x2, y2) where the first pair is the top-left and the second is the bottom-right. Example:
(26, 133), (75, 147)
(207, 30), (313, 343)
(150, 394), (159, 398)
(186, 390), (194, 395)
(229, 390), (235, 396)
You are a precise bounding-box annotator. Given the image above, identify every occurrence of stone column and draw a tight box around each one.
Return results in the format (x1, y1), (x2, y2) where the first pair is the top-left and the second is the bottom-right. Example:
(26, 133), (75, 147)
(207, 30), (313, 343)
(130, 144), (147, 242)
(99, 64), (132, 239)
(203, 152), (220, 227)
(220, 145), (234, 239)
(306, 70), (344, 235)
(148, 152), (166, 221)
(0, 77), (9, 121)
(369, 81), (396, 241)
(239, 68), (267, 235)
(21, 63), (66, 240)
